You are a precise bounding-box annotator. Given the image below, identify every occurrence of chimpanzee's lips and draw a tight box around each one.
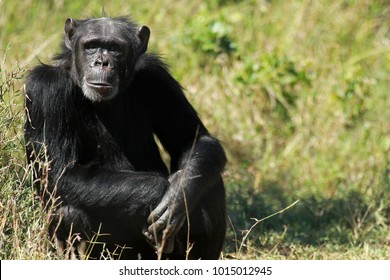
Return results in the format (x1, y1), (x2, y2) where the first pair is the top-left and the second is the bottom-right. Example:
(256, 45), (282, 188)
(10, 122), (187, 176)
(87, 82), (114, 88)
(86, 81), (117, 96)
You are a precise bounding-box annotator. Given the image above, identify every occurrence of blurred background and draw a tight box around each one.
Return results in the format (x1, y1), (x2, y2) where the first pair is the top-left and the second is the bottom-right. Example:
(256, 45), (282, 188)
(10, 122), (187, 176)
(1, 0), (390, 259)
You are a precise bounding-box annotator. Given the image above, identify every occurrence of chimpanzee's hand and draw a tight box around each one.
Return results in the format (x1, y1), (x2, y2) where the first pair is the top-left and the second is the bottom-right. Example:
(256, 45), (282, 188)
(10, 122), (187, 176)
(143, 172), (188, 254)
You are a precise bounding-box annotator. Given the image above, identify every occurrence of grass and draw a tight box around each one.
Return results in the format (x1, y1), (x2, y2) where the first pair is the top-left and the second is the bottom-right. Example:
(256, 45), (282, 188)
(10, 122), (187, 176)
(1, 0), (390, 259)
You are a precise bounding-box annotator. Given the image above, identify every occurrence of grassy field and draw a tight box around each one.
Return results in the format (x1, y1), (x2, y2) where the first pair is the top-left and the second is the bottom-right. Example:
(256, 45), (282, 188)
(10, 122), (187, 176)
(1, 0), (390, 259)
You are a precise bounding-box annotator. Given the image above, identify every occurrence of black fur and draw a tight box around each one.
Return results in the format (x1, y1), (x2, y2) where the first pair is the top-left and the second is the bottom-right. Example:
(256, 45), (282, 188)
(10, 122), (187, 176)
(24, 17), (226, 259)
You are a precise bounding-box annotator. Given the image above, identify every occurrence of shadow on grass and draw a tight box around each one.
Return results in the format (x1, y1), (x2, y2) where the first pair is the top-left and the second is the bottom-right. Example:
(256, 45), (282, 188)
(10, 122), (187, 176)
(225, 180), (389, 253)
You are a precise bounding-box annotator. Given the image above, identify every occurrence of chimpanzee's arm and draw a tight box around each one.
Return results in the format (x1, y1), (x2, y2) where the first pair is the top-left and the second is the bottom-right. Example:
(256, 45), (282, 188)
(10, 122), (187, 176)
(134, 56), (227, 241)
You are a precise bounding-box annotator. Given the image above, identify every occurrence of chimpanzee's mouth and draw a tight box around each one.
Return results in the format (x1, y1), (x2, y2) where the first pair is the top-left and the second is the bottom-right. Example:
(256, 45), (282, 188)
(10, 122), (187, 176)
(85, 81), (119, 99)
(87, 82), (114, 88)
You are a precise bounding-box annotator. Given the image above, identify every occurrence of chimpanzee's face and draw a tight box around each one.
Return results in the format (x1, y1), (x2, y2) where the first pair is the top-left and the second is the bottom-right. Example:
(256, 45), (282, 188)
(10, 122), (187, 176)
(64, 18), (150, 102)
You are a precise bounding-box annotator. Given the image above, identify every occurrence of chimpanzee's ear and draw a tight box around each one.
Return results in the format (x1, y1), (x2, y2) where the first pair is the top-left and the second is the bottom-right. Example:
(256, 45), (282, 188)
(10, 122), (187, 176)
(137, 25), (150, 55)
(65, 18), (78, 50)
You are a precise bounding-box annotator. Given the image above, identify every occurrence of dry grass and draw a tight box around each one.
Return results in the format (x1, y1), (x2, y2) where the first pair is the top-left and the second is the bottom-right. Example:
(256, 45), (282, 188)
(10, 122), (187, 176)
(1, 0), (390, 259)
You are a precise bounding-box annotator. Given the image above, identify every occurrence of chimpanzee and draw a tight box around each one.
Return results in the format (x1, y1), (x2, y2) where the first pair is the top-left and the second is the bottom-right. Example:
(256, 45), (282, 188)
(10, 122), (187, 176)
(24, 17), (227, 260)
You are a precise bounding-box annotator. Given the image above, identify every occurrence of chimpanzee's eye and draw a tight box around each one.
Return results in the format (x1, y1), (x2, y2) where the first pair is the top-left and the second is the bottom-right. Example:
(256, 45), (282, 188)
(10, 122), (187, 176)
(109, 44), (122, 55)
(84, 42), (99, 54)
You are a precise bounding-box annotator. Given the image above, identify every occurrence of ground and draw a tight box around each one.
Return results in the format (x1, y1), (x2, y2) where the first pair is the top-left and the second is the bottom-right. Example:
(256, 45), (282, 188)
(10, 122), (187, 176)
(1, 0), (389, 259)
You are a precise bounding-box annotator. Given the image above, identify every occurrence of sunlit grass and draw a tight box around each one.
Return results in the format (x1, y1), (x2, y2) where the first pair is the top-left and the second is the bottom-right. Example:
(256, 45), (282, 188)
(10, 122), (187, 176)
(1, 0), (390, 259)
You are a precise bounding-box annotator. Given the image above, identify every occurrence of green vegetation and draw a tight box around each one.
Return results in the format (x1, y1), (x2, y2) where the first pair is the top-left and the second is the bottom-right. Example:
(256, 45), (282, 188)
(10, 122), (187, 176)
(1, 0), (390, 259)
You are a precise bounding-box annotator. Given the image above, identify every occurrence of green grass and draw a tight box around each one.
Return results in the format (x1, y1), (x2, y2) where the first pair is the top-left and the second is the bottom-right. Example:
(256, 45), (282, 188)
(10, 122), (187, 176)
(1, 0), (390, 259)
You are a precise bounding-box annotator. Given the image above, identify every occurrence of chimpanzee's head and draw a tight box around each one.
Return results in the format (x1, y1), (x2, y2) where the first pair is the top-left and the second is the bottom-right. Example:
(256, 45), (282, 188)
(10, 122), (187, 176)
(64, 17), (150, 102)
